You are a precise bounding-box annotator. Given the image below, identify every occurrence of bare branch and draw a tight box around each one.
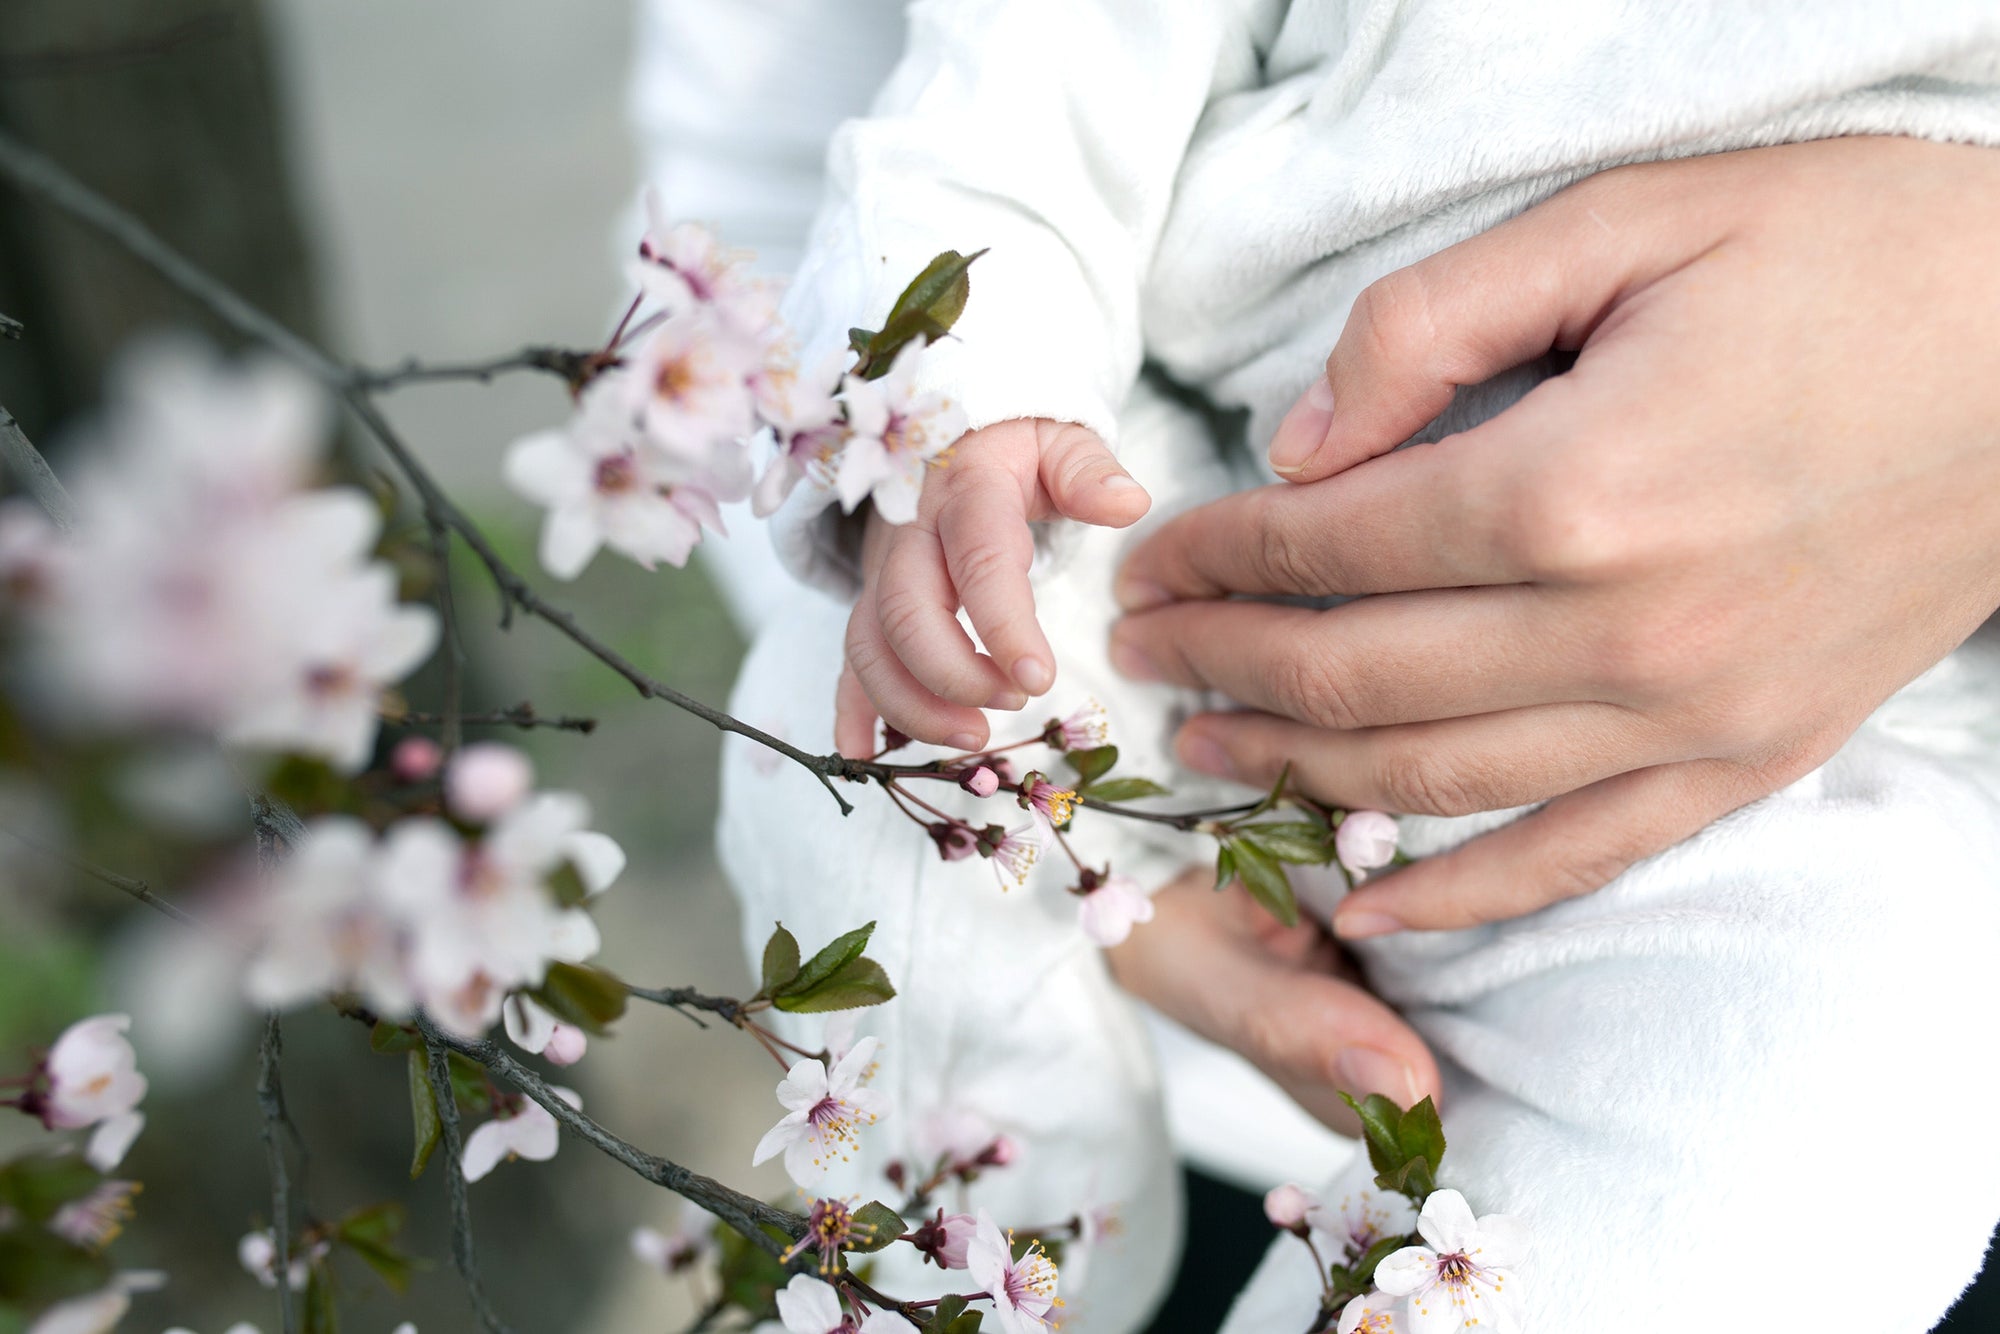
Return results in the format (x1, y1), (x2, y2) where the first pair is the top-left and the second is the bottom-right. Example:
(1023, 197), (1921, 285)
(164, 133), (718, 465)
(420, 1035), (515, 1334)
(351, 347), (602, 393)
(257, 1015), (299, 1334)
(0, 826), (200, 926)
(413, 1015), (805, 1256)
(394, 703), (598, 734)
(429, 523), (465, 758)
(0, 126), (867, 815)
(0, 400), (77, 531)
(623, 984), (747, 1029)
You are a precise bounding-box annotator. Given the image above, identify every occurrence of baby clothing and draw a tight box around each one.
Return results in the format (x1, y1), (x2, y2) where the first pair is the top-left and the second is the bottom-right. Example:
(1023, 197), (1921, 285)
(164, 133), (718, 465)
(635, 1), (2000, 1328)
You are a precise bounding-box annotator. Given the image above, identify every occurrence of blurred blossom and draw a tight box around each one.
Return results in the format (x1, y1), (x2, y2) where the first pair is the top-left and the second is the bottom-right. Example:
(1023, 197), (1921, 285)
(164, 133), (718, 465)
(444, 743), (535, 822)
(752, 347), (849, 518)
(503, 993), (587, 1066)
(84, 1111), (144, 1172)
(462, 1087), (580, 1182)
(390, 734), (444, 784)
(832, 341), (967, 526)
(238, 1229), (324, 1290)
(632, 191), (773, 338)
(1264, 1183), (1317, 1232)
(1075, 873), (1154, 948)
(33, 1014), (146, 1131)
(26, 1270), (164, 1334)
(631, 1200), (717, 1276)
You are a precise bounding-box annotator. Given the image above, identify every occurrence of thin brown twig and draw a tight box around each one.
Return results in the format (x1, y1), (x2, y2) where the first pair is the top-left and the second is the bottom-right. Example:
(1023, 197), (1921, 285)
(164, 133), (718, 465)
(420, 1034), (514, 1334)
(350, 347), (602, 393)
(256, 1016), (298, 1334)
(0, 826), (200, 927)
(393, 704), (597, 734)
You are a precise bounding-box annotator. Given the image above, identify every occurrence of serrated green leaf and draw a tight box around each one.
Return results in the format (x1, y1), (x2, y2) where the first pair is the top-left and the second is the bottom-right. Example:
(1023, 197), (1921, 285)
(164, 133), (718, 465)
(407, 1053), (440, 1180)
(1065, 745), (1119, 788)
(1246, 762), (1292, 818)
(370, 1021), (419, 1055)
(772, 956), (897, 1013)
(760, 924), (802, 997)
(532, 962), (628, 1035)
(852, 250), (987, 378)
(1079, 776), (1171, 803)
(933, 1294), (970, 1328)
(1212, 843), (1237, 894)
(1378, 1156), (1435, 1203)
(847, 1201), (907, 1253)
(775, 922), (875, 1000)
(0, 1154), (102, 1223)
(945, 1313), (984, 1334)
(1234, 821), (1334, 865)
(1394, 1096), (1447, 1179)
(1339, 1091), (1409, 1178)
(1230, 839), (1299, 928)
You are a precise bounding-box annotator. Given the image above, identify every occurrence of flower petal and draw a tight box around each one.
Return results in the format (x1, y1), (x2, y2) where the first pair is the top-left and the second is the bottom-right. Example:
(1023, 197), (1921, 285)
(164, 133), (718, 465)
(1416, 1188), (1478, 1253)
(1370, 1246), (1436, 1298)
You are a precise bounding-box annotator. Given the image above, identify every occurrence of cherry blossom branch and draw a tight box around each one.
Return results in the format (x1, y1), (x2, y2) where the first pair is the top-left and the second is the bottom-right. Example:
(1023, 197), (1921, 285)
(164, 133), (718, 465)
(621, 984), (748, 1028)
(257, 1015), (300, 1334)
(0, 399), (77, 531)
(0, 826), (200, 927)
(411, 1014), (807, 1255)
(393, 704), (598, 734)
(351, 347), (603, 393)
(419, 1034), (515, 1334)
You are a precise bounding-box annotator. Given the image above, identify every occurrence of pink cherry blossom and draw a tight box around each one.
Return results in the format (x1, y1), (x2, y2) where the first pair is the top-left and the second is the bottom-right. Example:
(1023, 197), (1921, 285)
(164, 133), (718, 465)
(831, 341), (967, 525)
(633, 191), (772, 335)
(1076, 873), (1154, 947)
(927, 821), (978, 861)
(1336, 811), (1401, 878)
(445, 744), (535, 822)
(37, 1015), (146, 1131)
(243, 817), (418, 1021)
(1372, 1189), (1529, 1334)
(503, 994), (587, 1066)
(624, 311), (759, 476)
(978, 822), (1048, 890)
(965, 1211), (1061, 1334)
(51, 1179), (140, 1249)
(752, 348), (850, 518)
(1311, 1187), (1416, 1262)
(752, 1036), (889, 1188)
(910, 1208), (979, 1269)
(391, 735), (443, 783)
(1264, 1183), (1317, 1232)
(1015, 773), (1078, 831)
(1044, 699), (1108, 752)
(959, 766), (1000, 798)
(462, 1087), (582, 1182)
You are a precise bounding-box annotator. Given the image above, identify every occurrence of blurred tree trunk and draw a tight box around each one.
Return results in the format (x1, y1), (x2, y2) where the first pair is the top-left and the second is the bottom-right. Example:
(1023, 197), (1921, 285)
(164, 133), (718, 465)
(0, 0), (323, 446)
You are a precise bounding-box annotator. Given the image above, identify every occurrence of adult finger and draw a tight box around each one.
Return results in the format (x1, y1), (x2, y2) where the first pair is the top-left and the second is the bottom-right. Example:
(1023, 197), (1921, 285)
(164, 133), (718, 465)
(1330, 757), (1783, 938)
(1174, 702), (1673, 818)
(936, 461), (1059, 695)
(1111, 585), (1586, 729)
(876, 524), (1028, 708)
(1033, 420), (1152, 528)
(833, 664), (880, 759)
(1108, 869), (1440, 1131)
(1115, 432), (1537, 610)
(1266, 160), (1728, 481)
(842, 597), (993, 751)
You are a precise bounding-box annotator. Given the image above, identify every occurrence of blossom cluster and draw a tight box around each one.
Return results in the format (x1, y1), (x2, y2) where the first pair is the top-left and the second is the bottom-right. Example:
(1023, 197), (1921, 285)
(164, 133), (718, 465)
(244, 742), (624, 1040)
(503, 194), (968, 581)
(3, 341), (437, 772)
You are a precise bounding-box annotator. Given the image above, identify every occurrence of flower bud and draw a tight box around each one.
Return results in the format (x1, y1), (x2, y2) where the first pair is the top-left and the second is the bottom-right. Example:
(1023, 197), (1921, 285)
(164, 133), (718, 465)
(879, 723), (912, 754)
(910, 1209), (979, 1269)
(1264, 1183), (1317, 1233)
(928, 821), (978, 861)
(976, 1135), (1017, 1168)
(542, 1023), (588, 1066)
(960, 765), (1000, 798)
(445, 743), (533, 822)
(1336, 810), (1400, 875)
(391, 735), (443, 783)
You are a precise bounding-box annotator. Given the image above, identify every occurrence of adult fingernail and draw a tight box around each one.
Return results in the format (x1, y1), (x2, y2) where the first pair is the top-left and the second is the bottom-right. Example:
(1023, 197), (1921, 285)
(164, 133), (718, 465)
(1109, 637), (1159, 682)
(1177, 731), (1234, 779)
(945, 731), (984, 751)
(1012, 656), (1053, 694)
(1115, 577), (1169, 612)
(1268, 377), (1336, 475)
(1336, 1046), (1422, 1105)
(1334, 909), (1403, 940)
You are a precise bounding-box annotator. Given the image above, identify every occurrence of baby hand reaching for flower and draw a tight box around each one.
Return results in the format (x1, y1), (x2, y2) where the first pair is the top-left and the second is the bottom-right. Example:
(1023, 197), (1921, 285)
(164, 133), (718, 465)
(833, 418), (1152, 758)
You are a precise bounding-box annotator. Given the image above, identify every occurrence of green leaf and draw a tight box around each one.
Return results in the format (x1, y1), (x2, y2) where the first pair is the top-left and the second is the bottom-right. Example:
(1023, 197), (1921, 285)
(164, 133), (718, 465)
(0, 1154), (102, 1223)
(1234, 821), (1334, 865)
(532, 962), (629, 1035)
(1246, 762), (1292, 819)
(772, 956), (897, 1014)
(1065, 745), (1119, 788)
(774, 922), (876, 1000)
(847, 1201), (907, 1253)
(1339, 1092), (1409, 1178)
(1379, 1156), (1436, 1202)
(1394, 1096), (1447, 1181)
(546, 860), (589, 908)
(1229, 838), (1299, 928)
(1353, 1235), (1410, 1287)
(302, 1260), (340, 1334)
(944, 1313), (985, 1334)
(335, 1202), (428, 1295)
(446, 1052), (494, 1116)
(1079, 776), (1171, 803)
(760, 924), (802, 997)
(1212, 843), (1237, 894)
(933, 1295), (969, 1328)
(407, 1052), (441, 1180)
(851, 250), (987, 378)
(370, 1021), (419, 1055)
(848, 327), (877, 356)
(0, 1228), (110, 1307)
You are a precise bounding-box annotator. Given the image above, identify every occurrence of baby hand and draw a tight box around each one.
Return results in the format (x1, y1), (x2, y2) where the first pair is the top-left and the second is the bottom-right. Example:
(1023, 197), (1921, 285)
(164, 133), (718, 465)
(835, 418), (1151, 758)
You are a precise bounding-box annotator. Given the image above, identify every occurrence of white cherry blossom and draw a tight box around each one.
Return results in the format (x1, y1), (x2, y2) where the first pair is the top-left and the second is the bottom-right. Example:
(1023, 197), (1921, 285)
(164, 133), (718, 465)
(1076, 873), (1154, 947)
(84, 1111), (145, 1172)
(504, 993), (587, 1066)
(38, 1015), (146, 1131)
(445, 743), (535, 822)
(752, 1036), (889, 1188)
(751, 348), (849, 517)
(633, 191), (772, 336)
(462, 1087), (581, 1182)
(768, 1274), (915, 1334)
(1311, 1187), (1416, 1262)
(965, 1210), (1060, 1334)
(238, 1229), (326, 1290)
(832, 341), (967, 525)
(1338, 1290), (1404, 1334)
(623, 311), (759, 479)
(1372, 1190), (1529, 1334)
(244, 817), (417, 1019)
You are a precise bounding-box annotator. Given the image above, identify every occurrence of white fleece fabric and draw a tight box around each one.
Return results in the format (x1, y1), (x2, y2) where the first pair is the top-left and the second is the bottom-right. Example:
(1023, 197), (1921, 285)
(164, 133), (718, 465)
(636, 1), (2000, 1330)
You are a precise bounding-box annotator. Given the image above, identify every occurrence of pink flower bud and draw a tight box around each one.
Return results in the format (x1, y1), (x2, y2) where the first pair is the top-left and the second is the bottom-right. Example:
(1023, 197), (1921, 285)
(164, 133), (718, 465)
(542, 1024), (587, 1066)
(929, 821), (978, 861)
(445, 743), (533, 822)
(1264, 1183), (1317, 1232)
(911, 1209), (979, 1270)
(987, 756), (1018, 785)
(977, 1135), (1017, 1168)
(391, 735), (443, 783)
(1336, 810), (1400, 875)
(960, 766), (1000, 798)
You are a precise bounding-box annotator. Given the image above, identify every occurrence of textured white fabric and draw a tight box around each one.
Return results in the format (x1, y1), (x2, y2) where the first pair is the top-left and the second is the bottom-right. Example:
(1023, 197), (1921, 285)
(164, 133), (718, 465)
(652, 1), (2000, 1329)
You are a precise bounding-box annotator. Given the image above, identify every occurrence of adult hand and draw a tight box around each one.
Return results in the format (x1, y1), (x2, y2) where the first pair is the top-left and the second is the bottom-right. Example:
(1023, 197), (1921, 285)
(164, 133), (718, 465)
(1109, 137), (2000, 937)
(1104, 866), (1440, 1133)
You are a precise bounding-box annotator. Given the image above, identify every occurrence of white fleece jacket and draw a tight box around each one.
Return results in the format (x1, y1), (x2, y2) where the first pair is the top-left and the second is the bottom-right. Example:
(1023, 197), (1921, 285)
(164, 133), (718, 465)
(634, 2), (2000, 1330)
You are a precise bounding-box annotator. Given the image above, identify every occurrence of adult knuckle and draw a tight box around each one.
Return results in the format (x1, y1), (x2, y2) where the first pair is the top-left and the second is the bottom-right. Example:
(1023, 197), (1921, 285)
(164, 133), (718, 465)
(1379, 750), (1488, 818)
(1501, 478), (1626, 580)
(1258, 512), (1327, 594)
(1346, 269), (1439, 374)
(1267, 648), (1364, 730)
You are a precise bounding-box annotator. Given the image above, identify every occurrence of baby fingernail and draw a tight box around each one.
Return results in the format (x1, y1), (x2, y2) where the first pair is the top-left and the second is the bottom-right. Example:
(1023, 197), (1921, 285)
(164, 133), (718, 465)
(1177, 732), (1234, 778)
(1336, 1046), (1423, 1105)
(1102, 472), (1143, 492)
(1334, 909), (1403, 940)
(1267, 376), (1336, 475)
(1013, 656), (1054, 694)
(987, 688), (1028, 711)
(1109, 638), (1159, 681)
